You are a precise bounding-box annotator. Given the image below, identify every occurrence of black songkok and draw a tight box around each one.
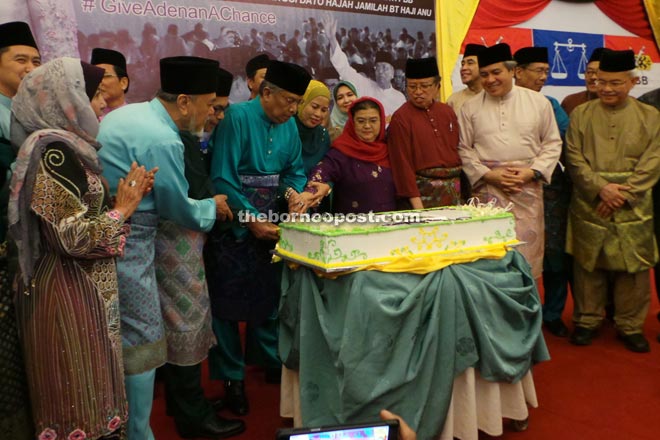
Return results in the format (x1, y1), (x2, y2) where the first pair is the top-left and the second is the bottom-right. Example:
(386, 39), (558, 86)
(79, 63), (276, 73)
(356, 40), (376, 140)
(160, 56), (219, 95)
(588, 47), (606, 64)
(514, 47), (548, 65)
(0, 21), (38, 50)
(463, 43), (486, 58)
(80, 61), (105, 101)
(477, 43), (513, 69)
(264, 60), (311, 96)
(406, 57), (439, 79)
(91, 48), (127, 72)
(599, 49), (636, 72)
(216, 67), (234, 97)
(245, 54), (270, 78)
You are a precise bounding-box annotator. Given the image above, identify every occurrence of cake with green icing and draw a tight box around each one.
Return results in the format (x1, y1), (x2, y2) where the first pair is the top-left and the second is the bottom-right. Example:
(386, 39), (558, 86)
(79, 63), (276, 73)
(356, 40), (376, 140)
(275, 205), (518, 272)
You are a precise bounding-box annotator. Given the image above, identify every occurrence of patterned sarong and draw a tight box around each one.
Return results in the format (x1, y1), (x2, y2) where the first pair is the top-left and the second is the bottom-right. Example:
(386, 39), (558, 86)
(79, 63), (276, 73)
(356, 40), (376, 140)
(416, 165), (462, 207)
(155, 221), (215, 366)
(472, 160), (544, 279)
(116, 211), (167, 375)
(205, 174), (282, 324)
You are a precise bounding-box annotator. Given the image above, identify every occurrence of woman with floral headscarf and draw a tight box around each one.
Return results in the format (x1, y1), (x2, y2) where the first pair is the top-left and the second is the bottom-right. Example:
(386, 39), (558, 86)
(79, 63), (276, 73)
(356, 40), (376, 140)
(9, 57), (151, 440)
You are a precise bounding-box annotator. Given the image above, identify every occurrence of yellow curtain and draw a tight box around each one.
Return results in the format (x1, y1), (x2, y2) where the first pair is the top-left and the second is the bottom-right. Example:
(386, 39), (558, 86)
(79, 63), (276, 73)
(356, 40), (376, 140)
(435, 0), (481, 101)
(644, 0), (660, 51)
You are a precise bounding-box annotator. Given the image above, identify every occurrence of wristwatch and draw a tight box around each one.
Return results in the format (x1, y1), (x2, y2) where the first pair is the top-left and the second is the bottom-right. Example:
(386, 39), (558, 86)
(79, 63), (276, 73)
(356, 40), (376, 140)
(532, 170), (543, 182)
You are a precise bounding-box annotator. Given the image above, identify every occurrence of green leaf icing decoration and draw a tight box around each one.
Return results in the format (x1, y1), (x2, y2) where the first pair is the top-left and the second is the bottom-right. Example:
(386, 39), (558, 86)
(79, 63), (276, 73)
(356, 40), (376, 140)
(308, 239), (368, 263)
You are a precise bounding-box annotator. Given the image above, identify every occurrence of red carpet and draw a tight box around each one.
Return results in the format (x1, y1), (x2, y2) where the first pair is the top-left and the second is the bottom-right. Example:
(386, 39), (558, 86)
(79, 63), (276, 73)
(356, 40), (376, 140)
(152, 282), (660, 440)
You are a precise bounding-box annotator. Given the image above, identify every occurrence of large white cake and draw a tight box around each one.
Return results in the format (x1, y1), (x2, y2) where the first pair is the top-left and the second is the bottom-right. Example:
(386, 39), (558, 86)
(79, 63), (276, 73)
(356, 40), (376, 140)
(275, 205), (518, 272)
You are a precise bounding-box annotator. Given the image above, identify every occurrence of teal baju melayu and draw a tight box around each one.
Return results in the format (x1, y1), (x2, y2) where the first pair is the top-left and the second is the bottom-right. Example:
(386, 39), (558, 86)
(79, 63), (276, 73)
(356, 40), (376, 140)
(1, 94), (14, 217)
(205, 97), (306, 382)
(98, 98), (217, 440)
(0, 93), (11, 140)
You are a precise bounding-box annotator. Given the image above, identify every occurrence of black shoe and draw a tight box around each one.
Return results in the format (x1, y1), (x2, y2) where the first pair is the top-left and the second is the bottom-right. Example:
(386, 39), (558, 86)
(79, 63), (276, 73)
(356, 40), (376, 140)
(224, 380), (249, 416)
(265, 367), (282, 384)
(211, 398), (224, 412)
(570, 326), (596, 346)
(543, 319), (569, 337)
(177, 415), (245, 439)
(617, 332), (650, 353)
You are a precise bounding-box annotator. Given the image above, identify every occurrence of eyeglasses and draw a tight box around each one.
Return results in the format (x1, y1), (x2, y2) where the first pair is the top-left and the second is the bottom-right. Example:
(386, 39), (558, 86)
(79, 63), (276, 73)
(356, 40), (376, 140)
(595, 79), (627, 88)
(354, 117), (379, 126)
(406, 82), (437, 92)
(103, 74), (118, 79)
(524, 67), (550, 75)
(213, 104), (229, 115)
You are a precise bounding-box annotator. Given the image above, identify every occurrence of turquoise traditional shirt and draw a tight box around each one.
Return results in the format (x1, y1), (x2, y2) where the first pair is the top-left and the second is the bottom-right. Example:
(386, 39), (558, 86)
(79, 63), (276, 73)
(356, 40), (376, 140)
(546, 95), (569, 139)
(97, 98), (216, 232)
(1, 93), (13, 243)
(209, 97), (307, 219)
(0, 93), (11, 141)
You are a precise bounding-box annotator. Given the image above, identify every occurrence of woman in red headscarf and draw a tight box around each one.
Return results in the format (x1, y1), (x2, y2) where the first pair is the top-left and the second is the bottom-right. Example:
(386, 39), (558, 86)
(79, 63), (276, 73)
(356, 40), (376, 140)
(307, 97), (396, 214)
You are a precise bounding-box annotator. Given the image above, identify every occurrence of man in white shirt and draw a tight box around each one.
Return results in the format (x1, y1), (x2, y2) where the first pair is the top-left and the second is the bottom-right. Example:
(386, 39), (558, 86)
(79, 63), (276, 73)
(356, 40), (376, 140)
(447, 43), (485, 112)
(458, 43), (562, 280)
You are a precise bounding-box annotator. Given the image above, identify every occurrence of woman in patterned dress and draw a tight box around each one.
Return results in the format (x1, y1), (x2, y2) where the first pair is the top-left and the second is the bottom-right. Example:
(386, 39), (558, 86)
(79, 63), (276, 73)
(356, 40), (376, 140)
(8, 57), (151, 440)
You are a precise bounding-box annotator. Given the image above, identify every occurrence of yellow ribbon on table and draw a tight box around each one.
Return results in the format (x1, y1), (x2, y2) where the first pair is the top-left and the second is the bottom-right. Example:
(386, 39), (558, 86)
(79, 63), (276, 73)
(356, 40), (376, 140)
(275, 240), (518, 279)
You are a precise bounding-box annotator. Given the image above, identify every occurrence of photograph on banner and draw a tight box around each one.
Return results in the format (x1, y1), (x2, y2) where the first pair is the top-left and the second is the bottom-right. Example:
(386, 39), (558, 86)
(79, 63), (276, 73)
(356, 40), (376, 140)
(224, 0), (434, 19)
(72, 0), (436, 107)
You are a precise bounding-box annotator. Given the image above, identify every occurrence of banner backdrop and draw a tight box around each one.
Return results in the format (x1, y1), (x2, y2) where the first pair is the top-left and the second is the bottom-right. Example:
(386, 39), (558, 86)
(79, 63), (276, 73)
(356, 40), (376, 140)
(450, 1), (660, 101)
(56, 0), (436, 103)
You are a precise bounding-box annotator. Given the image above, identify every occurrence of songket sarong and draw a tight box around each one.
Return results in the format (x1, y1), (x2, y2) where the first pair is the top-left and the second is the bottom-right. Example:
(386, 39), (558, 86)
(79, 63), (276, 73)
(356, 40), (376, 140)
(567, 171), (657, 273)
(0, 246), (32, 440)
(472, 160), (544, 279)
(155, 221), (215, 366)
(416, 165), (462, 207)
(205, 174), (282, 324)
(117, 211), (167, 375)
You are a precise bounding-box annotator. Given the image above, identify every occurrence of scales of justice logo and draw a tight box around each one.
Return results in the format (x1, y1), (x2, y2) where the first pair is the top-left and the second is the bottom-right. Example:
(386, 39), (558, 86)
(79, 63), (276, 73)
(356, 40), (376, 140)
(477, 34), (653, 81)
(550, 39), (652, 76)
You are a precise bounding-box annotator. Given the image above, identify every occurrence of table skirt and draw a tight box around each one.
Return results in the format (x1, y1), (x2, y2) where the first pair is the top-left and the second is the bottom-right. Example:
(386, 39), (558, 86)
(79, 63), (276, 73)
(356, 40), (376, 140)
(280, 366), (538, 440)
